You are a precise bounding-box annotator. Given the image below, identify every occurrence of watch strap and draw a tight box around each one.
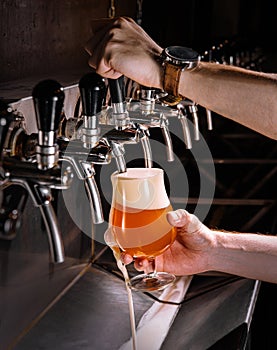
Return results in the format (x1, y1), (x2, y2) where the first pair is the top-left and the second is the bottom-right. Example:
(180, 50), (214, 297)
(160, 62), (183, 106)
(164, 63), (182, 97)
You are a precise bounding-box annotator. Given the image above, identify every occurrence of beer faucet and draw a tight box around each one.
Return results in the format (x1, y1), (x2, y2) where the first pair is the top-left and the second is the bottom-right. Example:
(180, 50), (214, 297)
(31, 80), (73, 263)
(129, 86), (193, 151)
(102, 77), (153, 172)
(32, 80), (64, 170)
(1, 81), (75, 263)
(176, 103), (192, 149)
(132, 86), (175, 162)
(78, 72), (106, 149)
(60, 72), (110, 224)
(186, 100), (200, 141)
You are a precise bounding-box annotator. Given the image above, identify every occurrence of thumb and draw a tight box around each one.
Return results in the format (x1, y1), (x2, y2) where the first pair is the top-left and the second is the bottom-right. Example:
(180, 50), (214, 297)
(167, 209), (203, 233)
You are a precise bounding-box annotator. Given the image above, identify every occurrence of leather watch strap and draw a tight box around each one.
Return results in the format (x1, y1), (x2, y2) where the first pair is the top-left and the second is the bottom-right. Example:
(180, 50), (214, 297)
(164, 63), (182, 97)
(160, 62), (183, 106)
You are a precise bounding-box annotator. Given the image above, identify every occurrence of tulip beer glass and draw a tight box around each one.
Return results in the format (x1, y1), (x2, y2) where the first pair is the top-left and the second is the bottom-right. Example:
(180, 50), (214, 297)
(109, 167), (176, 291)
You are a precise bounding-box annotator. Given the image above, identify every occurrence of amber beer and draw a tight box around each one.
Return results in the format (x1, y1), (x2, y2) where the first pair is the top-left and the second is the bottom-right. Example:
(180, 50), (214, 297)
(110, 168), (176, 259)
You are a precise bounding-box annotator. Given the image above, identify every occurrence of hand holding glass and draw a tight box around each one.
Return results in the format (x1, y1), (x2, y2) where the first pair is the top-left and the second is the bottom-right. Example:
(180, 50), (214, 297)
(109, 168), (176, 291)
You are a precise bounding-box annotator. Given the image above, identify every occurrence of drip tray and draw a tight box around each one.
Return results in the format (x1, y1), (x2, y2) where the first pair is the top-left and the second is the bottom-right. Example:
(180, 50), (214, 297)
(13, 264), (154, 350)
(13, 257), (260, 350)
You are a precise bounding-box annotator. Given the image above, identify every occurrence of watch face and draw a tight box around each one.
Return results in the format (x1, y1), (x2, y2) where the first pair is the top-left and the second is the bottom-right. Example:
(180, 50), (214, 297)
(165, 46), (199, 64)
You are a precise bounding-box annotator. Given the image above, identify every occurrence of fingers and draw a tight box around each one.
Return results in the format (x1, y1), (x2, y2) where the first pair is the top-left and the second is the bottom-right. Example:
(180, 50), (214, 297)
(121, 253), (150, 272)
(133, 258), (150, 271)
(121, 252), (133, 265)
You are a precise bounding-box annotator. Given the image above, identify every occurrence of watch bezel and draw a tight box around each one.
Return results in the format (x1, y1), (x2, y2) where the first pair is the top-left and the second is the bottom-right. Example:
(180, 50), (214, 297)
(163, 46), (200, 68)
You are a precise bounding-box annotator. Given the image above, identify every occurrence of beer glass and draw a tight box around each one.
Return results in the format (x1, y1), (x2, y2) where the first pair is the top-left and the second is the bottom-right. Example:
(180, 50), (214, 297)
(109, 167), (176, 291)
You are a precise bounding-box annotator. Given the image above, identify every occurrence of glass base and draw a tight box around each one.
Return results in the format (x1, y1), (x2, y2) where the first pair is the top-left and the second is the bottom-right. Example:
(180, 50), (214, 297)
(128, 272), (176, 292)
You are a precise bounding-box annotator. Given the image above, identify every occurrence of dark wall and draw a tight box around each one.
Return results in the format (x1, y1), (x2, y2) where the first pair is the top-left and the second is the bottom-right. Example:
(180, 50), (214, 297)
(141, 0), (275, 54)
(0, 0), (136, 83)
(1, 0), (275, 83)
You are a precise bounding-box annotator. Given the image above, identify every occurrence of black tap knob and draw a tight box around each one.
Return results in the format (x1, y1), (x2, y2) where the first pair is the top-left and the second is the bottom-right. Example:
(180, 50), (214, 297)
(32, 79), (64, 133)
(108, 75), (125, 104)
(108, 76), (129, 128)
(79, 72), (106, 116)
(32, 80), (65, 169)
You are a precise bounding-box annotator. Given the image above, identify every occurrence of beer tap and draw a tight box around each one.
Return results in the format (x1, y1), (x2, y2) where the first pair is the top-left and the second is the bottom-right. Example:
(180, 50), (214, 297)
(78, 72), (106, 149)
(33, 80), (64, 170)
(131, 86), (193, 152)
(31, 80), (72, 263)
(0, 92), (73, 263)
(31, 80), (71, 263)
(60, 72), (109, 224)
(135, 86), (175, 162)
(103, 76), (153, 172)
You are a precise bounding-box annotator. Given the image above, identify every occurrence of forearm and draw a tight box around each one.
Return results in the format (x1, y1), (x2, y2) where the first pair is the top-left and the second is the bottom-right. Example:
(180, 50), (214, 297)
(179, 62), (277, 140)
(209, 231), (277, 283)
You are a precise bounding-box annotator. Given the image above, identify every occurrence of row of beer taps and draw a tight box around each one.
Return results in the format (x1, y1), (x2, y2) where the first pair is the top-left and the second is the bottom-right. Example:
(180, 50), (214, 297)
(0, 37), (262, 264)
(0, 72), (201, 264)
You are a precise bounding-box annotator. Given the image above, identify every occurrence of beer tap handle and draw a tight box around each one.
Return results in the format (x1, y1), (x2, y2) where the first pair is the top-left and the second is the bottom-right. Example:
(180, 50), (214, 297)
(32, 80), (66, 262)
(26, 182), (64, 263)
(78, 72), (106, 148)
(108, 76), (129, 128)
(32, 79), (65, 170)
(79, 72), (106, 117)
(108, 75), (125, 105)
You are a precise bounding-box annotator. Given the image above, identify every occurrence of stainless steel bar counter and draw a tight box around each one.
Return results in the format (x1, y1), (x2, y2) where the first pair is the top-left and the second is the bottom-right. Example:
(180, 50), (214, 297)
(12, 245), (260, 350)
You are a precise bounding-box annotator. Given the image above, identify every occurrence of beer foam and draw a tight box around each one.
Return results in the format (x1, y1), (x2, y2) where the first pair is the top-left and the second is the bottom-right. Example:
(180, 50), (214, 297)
(111, 168), (169, 210)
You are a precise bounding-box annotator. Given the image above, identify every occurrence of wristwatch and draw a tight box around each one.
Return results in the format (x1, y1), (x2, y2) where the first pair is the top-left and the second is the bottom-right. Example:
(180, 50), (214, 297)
(160, 46), (200, 106)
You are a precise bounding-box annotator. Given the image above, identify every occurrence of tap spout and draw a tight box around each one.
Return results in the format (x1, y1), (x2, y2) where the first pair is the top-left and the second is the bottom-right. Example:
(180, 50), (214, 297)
(28, 183), (65, 263)
(177, 103), (192, 149)
(62, 156), (104, 224)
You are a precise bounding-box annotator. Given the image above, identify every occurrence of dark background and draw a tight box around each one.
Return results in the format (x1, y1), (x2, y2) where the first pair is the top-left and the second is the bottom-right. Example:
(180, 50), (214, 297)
(0, 0), (276, 84)
(0, 1), (276, 349)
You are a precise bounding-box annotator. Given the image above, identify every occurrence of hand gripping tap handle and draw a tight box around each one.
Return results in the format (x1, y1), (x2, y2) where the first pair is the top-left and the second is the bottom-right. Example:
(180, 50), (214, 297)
(32, 79), (65, 170)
